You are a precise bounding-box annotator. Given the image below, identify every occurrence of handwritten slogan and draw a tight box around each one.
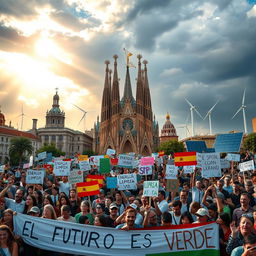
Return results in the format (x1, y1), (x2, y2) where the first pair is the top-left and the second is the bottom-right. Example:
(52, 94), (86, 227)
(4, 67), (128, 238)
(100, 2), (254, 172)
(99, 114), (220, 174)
(54, 161), (71, 176)
(26, 169), (45, 184)
(117, 174), (137, 190)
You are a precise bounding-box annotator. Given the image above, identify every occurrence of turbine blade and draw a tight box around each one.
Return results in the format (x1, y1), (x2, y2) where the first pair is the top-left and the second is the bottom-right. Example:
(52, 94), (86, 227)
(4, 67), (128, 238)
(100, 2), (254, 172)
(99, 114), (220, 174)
(242, 88), (246, 105)
(185, 98), (193, 108)
(231, 106), (242, 119)
(194, 107), (203, 119)
(204, 100), (219, 120)
(77, 113), (87, 126)
(73, 104), (86, 113)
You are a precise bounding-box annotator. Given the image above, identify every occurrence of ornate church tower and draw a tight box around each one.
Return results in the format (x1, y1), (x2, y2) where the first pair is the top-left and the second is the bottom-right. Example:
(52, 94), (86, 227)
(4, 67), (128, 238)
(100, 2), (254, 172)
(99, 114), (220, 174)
(46, 90), (65, 128)
(160, 113), (178, 143)
(97, 53), (159, 155)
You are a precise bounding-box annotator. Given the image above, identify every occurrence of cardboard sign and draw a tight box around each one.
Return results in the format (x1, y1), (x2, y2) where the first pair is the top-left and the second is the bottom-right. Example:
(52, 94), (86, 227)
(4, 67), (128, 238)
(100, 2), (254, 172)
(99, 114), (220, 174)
(78, 155), (88, 162)
(118, 154), (134, 168)
(201, 153), (221, 178)
(38, 151), (47, 161)
(79, 161), (91, 172)
(220, 159), (230, 169)
(226, 153), (241, 162)
(106, 149), (116, 156)
(165, 165), (178, 179)
(117, 173), (137, 190)
(0, 165), (5, 173)
(140, 157), (155, 166)
(143, 181), (159, 197)
(99, 158), (111, 174)
(139, 165), (153, 175)
(68, 169), (84, 185)
(132, 159), (140, 169)
(26, 169), (45, 184)
(106, 177), (117, 189)
(53, 161), (71, 176)
(239, 160), (255, 172)
(196, 153), (203, 168)
(166, 179), (179, 193)
(183, 165), (195, 174)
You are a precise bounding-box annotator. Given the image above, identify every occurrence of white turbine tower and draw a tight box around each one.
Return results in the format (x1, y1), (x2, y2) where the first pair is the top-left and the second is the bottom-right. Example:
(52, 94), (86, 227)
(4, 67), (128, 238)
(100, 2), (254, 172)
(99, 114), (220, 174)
(16, 104), (28, 131)
(231, 88), (247, 134)
(204, 100), (219, 135)
(73, 104), (87, 131)
(185, 98), (203, 137)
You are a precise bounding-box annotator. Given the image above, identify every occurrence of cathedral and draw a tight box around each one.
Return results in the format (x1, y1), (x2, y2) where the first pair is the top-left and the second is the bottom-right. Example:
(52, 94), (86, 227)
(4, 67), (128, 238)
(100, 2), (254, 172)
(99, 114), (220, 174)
(94, 54), (159, 155)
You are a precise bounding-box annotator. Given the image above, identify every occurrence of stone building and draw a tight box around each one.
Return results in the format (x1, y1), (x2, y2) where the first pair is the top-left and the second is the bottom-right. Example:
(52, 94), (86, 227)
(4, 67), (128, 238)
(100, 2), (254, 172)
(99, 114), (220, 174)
(160, 113), (178, 143)
(94, 54), (159, 155)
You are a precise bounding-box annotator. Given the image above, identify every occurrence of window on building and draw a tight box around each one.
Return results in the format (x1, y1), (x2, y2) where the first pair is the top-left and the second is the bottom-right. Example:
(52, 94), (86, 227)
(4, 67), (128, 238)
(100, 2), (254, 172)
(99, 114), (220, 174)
(78, 146), (80, 150)
(52, 135), (56, 140)
(78, 137), (80, 141)
(52, 119), (55, 124)
(1, 137), (3, 142)
(6, 137), (8, 142)
(45, 135), (49, 141)
(59, 135), (63, 141)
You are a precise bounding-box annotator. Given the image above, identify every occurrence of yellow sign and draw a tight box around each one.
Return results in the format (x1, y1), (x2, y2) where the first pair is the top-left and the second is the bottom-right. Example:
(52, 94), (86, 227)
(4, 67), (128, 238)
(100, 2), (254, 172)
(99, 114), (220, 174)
(78, 155), (88, 161)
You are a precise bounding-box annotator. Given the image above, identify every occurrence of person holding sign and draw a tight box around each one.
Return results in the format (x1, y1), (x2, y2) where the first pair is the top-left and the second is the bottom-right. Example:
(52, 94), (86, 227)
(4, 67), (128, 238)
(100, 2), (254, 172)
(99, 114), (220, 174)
(153, 191), (168, 223)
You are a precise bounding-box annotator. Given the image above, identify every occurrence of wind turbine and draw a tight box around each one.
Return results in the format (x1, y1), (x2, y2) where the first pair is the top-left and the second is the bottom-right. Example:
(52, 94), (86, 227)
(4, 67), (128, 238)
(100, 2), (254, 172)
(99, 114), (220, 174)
(231, 88), (247, 134)
(16, 104), (28, 131)
(204, 100), (219, 135)
(73, 104), (87, 130)
(185, 98), (203, 137)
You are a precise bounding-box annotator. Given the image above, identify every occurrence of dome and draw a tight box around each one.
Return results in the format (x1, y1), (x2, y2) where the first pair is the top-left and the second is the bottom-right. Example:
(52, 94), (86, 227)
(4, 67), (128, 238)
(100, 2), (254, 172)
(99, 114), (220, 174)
(161, 113), (177, 137)
(49, 107), (62, 114)
(0, 110), (5, 126)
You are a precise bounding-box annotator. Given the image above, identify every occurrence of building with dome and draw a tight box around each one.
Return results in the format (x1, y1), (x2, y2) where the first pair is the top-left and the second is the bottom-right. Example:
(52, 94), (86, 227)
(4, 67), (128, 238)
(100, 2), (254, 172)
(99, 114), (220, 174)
(160, 113), (178, 143)
(0, 108), (40, 164)
(36, 90), (93, 156)
(94, 54), (159, 155)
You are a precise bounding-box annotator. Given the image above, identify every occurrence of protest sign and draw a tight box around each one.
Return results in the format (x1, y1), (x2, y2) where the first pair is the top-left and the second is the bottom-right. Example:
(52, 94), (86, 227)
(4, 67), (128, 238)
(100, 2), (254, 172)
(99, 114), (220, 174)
(79, 161), (91, 172)
(78, 155), (88, 161)
(155, 157), (163, 166)
(0, 165), (5, 173)
(140, 157), (154, 166)
(132, 159), (140, 169)
(54, 161), (71, 176)
(196, 153), (203, 168)
(226, 153), (240, 162)
(143, 181), (159, 197)
(23, 163), (30, 169)
(90, 155), (104, 166)
(26, 169), (45, 184)
(139, 165), (153, 175)
(106, 177), (117, 189)
(29, 156), (33, 167)
(118, 154), (134, 168)
(220, 159), (230, 169)
(165, 179), (179, 193)
(106, 149), (116, 156)
(201, 153), (221, 178)
(37, 151), (47, 161)
(117, 173), (137, 190)
(183, 165), (195, 174)
(99, 158), (111, 174)
(239, 160), (255, 172)
(68, 169), (84, 185)
(14, 213), (219, 256)
(151, 152), (158, 159)
(165, 165), (178, 179)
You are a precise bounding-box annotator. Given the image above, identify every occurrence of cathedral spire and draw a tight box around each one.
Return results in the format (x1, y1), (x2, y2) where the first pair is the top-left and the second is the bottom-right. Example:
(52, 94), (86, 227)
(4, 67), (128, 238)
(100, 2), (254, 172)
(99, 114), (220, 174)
(136, 54), (144, 115)
(143, 60), (152, 121)
(101, 60), (111, 122)
(122, 66), (133, 101)
(111, 55), (120, 115)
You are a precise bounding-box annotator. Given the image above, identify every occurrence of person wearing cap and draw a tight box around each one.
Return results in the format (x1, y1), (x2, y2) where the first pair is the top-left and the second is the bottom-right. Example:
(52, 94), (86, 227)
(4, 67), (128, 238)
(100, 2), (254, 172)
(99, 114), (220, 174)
(107, 203), (119, 227)
(28, 206), (40, 217)
(194, 208), (210, 223)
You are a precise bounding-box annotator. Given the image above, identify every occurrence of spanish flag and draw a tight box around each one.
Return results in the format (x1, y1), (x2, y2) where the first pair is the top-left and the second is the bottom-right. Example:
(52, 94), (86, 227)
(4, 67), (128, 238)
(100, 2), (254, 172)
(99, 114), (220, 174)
(158, 151), (165, 157)
(86, 174), (104, 188)
(174, 152), (197, 166)
(77, 181), (100, 197)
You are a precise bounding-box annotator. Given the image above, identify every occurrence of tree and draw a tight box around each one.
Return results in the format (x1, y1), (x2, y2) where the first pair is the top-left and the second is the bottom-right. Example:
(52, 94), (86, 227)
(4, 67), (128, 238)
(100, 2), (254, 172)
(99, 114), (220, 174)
(82, 150), (95, 157)
(158, 140), (185, 156)
(243, 133), (256, 153)
(37, 143), (65, 157)
(9, 137), (33, 166)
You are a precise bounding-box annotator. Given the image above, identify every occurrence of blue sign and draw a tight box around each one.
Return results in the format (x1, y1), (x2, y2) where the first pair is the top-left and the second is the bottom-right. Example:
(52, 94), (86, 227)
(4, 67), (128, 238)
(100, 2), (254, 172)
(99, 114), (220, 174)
(247, 0), (256, 4)
(214, 132), (243, 153)
(106, 177), (117, 189)
(186, 141), (208, 153)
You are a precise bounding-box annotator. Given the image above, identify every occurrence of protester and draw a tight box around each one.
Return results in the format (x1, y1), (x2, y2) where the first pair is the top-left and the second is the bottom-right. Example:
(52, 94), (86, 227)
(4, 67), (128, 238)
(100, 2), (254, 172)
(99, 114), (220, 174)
(42, 204), (57, 220)
(116, 208), (143, 230)
(231, 234), (256, 256)
(23, 195), (37, 214)
(57, 205), (76, 222)
(75, 200), (94, 225)
(0, 209), (14, 231)
(180, 211), (194, 224)
(194, 208), (210, 223)
(161, 212), (172, 226)
(0, 225), (18, 256)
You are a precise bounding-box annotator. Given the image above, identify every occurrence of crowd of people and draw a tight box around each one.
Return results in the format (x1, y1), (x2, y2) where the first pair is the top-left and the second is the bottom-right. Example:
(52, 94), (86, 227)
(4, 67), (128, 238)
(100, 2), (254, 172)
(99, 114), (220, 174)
(0, 152), (255, 256)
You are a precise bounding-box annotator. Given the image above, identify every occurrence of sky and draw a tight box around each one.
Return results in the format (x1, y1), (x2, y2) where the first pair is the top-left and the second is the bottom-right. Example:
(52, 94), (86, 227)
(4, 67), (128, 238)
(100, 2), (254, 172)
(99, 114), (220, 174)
(0, 0), (256, 139)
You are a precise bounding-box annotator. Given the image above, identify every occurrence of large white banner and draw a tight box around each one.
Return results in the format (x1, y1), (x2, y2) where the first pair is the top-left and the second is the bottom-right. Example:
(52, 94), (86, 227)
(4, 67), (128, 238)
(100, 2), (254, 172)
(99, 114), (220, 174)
(14, 213), (219, 256)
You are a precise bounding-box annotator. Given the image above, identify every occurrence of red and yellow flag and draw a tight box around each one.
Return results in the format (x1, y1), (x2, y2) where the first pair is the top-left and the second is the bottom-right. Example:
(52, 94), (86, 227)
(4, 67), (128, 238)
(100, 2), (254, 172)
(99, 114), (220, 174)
(158, 151), (165, 157)
(86, 174), (104, 188)
(76, 181), (100, 197)
(174, 152), (197, 166)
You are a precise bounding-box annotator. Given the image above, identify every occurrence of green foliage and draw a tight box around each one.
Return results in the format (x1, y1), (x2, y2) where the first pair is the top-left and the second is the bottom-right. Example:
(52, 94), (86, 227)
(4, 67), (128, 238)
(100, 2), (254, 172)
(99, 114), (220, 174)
(37, 143), (65, 157)
(243, 133), (256, 153)
(82, 150), (95, 157)
(9, 137), (33, 166)
(158, 140), (185, 155)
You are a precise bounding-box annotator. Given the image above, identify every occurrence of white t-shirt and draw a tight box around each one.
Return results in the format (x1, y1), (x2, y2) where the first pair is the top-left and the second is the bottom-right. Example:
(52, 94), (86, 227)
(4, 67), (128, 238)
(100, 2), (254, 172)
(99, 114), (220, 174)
(192, 187), (204, 204)
(169, 211), (181, 225)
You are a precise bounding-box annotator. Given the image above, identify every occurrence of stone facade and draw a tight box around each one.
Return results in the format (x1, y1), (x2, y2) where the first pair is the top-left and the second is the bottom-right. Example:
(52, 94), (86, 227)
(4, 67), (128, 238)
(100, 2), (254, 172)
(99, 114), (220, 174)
(94, 55), (159, 155)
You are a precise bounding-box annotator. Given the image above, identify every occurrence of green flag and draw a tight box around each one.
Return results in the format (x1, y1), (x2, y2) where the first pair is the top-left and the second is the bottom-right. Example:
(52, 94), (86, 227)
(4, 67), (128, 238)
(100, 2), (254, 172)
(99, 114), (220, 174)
(99, 158), (110, 174)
